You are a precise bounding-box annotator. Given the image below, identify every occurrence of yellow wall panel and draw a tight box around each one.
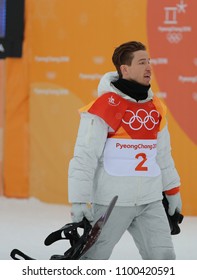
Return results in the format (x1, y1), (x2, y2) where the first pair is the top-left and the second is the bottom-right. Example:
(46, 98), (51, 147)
(29, 85), (84, 203)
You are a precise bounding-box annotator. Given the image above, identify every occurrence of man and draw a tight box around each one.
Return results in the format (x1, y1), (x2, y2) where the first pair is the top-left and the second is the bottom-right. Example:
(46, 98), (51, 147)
(68, 41), (182, 259)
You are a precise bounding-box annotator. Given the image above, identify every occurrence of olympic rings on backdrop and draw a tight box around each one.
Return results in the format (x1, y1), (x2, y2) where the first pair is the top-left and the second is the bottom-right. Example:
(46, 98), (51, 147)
(122, 109), (160, 131)
(167, 32), (183, 43)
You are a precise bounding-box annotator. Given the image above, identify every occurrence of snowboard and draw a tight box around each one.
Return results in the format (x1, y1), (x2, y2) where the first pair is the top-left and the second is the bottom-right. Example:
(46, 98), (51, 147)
(10, 195), (118, 260)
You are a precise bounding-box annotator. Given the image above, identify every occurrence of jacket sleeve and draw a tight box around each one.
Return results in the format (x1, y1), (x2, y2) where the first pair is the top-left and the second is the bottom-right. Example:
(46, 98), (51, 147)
(156, 123), (181, 191)
(68, 112), (108, 203)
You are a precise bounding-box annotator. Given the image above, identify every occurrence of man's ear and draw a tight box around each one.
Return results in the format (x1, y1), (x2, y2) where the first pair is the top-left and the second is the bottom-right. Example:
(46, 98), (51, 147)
(120, 64), (128, 77)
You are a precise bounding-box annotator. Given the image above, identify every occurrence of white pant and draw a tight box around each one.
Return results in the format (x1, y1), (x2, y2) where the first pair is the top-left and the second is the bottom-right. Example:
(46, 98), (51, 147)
(81, 200), (175, 260)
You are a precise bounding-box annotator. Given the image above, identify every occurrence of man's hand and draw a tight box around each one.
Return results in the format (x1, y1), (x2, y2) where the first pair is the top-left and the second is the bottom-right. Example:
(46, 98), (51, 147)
(165, 192), (182, 216)
(71, 203), (94, 222)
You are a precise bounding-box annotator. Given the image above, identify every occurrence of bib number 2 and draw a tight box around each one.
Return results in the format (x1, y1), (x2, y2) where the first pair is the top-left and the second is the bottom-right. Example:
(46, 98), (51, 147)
(135, 153), (148, 171)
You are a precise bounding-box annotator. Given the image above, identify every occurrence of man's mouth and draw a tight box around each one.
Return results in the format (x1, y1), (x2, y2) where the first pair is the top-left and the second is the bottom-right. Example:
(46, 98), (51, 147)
(144, 72), (151, 78)
(144, 74), (151, 81)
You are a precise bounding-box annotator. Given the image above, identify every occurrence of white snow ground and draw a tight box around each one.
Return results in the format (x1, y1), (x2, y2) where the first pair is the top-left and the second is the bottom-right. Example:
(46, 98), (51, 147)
(0, 196), (197, 260)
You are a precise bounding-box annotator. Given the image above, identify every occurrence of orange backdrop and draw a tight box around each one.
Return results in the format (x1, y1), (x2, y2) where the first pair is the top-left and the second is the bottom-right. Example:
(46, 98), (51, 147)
(1, 0), (197, 215)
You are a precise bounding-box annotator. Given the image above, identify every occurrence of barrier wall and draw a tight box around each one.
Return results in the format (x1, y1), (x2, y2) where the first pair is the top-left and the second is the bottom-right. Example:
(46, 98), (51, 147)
(1, 0), (197, 215)
(3, 52), (29, 197)
(0, 60), (4, 195)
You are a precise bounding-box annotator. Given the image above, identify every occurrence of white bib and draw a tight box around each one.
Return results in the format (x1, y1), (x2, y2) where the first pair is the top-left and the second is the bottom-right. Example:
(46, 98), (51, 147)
(104, 138), (161, 177)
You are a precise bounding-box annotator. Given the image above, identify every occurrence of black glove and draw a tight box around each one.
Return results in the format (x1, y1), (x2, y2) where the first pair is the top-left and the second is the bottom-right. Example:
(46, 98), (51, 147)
(162, 192), (184, 235)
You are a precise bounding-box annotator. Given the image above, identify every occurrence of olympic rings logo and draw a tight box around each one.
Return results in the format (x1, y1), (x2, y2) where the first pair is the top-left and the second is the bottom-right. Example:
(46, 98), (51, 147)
(122, 109), (160, 130)
(167, 32), (183, 43)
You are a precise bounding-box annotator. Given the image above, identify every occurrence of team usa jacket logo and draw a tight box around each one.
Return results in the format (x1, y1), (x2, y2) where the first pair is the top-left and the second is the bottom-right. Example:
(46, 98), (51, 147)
(80, 92), (167, 177)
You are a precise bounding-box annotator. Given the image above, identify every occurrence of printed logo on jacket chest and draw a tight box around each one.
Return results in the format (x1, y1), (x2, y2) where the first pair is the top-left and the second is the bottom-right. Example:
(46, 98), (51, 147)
(121, 102), (161, 139)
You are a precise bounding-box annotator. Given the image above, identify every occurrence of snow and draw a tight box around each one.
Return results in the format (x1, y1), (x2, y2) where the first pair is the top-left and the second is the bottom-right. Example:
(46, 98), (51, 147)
(0, 196), (197, 260)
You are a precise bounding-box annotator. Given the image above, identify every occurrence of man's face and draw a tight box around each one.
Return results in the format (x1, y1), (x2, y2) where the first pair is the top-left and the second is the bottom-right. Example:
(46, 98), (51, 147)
(121, 50), (151, 86)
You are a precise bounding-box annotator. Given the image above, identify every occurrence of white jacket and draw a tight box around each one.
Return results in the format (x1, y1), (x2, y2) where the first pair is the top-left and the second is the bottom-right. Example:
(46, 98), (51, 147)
(68, 72), (180, 206)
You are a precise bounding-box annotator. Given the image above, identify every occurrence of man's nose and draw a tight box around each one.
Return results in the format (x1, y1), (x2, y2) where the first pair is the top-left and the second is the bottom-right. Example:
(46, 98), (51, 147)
(146, 63), (152, 71)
